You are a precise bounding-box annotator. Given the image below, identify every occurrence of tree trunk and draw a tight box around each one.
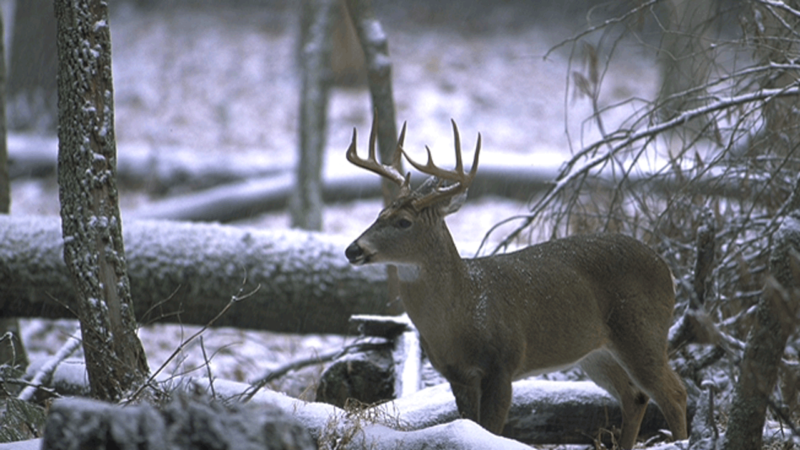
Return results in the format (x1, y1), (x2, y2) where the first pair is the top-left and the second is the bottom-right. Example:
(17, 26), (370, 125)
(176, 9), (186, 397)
(0, 216), (391, 335)
(8, 0), (58, 132)
(656, 0), (716, 134)
(0, 9), (8, 214)
(0, 5), (27, 373)
(54, 0), (148, 401)
(291, 0), (335, 231)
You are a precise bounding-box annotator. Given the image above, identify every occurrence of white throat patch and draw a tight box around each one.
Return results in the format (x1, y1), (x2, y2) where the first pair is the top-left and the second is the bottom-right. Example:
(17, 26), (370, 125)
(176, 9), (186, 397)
(395, 263), (421, 282)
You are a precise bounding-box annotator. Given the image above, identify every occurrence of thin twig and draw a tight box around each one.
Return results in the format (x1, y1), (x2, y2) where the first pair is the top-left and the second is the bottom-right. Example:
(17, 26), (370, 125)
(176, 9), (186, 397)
(241, 340), (389, 402)
(126, 283), (259, 402)
(200, 336), (216, 398)
(18, 326), (82, 402)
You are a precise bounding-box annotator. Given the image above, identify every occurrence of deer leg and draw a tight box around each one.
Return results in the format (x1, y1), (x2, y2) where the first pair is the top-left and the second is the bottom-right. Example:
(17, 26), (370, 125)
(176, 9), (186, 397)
(618, 353), (688, 443)
(580, 350), (649, 449)
(477, 370), (513, 434)
(449, 375), (482, 425)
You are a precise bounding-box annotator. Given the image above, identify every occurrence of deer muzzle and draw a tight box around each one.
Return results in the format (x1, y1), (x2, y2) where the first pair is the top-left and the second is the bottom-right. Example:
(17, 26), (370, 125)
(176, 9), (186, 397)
(345, 241), (369, 265)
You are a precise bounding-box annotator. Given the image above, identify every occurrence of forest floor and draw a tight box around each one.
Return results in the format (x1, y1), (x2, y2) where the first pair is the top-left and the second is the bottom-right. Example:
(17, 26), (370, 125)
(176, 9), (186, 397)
(11, 0), (662, 407)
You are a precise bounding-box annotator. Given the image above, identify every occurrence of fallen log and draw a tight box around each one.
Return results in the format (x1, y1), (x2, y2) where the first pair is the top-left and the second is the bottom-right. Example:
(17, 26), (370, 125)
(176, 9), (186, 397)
(235, 377), (692, 447)
(7, 135), (289, 194)
(41, 394), (317, 450)
(0, 215), (389, 334)
(128, 162), (557, 222)
(32, 366), (691, 448)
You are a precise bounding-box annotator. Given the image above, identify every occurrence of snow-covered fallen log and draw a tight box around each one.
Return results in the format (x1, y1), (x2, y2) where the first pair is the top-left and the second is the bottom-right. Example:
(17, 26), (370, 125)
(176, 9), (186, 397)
(229, 377), (684, 447)
(0, 215), (390, 334)
(40, 394), (317, 450)
(128, 162), (557, 222)
(26, 360), (687, 448)
(7, 134), (289, 194)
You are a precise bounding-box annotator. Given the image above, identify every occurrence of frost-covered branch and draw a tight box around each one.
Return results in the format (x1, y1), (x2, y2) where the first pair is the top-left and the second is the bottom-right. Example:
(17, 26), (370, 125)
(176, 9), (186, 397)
(17, 327), (81, 402)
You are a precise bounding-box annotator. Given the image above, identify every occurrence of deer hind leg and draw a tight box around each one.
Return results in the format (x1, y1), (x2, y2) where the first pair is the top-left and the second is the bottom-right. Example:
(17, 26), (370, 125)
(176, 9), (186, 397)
(478, 369), (513, 434)
(449, 372), (482, 425)
(580, 350), (650, 449)
(614, 350), (688, 443)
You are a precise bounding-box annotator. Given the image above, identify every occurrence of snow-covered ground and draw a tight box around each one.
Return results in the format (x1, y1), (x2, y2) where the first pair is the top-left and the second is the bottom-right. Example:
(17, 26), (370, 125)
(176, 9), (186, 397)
(11, 0), (661, 404)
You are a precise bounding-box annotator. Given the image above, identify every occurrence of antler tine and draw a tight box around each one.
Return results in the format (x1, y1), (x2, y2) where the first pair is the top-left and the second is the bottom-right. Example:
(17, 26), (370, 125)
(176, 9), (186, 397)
(403, 121), (480, 186)
(346, 121), (408, 188)
(452, 119), (463, 175)
(403, 120), (481, 210)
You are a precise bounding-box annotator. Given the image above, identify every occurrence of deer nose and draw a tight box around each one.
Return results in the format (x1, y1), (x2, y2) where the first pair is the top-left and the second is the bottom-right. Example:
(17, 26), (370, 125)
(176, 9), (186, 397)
(345, 242), (365, 264)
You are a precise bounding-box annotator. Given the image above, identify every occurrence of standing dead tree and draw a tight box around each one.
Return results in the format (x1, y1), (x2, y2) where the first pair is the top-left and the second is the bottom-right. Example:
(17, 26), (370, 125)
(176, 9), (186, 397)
(0, 4), (29, 374)
(291, 0), (336, 231)
(54, 0), (149, 401)
(344, 0), (406, 314)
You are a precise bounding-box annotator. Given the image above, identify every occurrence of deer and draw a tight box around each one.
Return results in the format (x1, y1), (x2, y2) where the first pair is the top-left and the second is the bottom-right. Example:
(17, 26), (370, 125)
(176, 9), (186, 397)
(344, 117), (688, 449)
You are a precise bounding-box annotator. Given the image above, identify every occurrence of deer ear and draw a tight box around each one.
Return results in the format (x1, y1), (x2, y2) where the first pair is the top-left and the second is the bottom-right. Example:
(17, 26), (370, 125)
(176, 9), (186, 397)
(440, 190), (467, 216)
(414, 176), (467, 216)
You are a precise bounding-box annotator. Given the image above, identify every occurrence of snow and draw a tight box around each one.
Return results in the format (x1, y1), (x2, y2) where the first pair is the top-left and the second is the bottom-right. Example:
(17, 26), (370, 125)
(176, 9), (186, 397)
(3, 1), (698, 447)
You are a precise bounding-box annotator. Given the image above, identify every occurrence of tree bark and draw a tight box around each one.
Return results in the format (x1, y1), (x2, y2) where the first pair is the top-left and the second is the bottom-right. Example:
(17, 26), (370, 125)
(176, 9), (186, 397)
(0, 216), (390, 335)
(345, 0), (402, 201)
(0, 6), (27, 372)
(0, 10), (8, 214)
(54, 0), (148, 401)
(291, 0), (335, 231)
(315, 347), (395, 407)
(8, 0), (58, 132)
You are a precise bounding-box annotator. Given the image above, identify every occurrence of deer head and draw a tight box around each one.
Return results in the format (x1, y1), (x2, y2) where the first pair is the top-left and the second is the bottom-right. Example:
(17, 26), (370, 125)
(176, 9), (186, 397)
(344, 118), (480, 266)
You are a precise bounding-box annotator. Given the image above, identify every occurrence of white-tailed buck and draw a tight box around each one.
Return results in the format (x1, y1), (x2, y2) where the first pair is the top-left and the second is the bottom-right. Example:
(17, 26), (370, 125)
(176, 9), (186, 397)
(344, 118), (688, 448)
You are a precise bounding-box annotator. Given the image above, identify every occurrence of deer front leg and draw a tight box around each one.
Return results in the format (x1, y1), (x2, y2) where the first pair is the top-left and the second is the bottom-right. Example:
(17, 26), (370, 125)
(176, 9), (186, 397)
(449, 369), (513, 435)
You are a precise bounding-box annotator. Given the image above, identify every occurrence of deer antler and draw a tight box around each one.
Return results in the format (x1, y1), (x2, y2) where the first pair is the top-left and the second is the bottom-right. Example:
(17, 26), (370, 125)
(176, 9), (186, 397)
(402, 119), (481, 210)
(346, 116), (410, 194)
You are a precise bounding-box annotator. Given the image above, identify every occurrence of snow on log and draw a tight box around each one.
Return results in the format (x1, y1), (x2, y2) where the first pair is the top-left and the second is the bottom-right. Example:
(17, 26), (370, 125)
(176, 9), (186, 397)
(390, 380), (681, 445)
(0, 215), (389, 334)
(8, 135), (289, 194)
(30, 366), (689, 448)
(128, 162), (556, 222)
(40, 394), (317, 450)
(223, 377), (683, 447)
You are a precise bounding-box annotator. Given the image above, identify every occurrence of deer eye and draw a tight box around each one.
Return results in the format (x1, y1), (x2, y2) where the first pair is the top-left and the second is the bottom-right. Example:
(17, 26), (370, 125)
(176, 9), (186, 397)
(396, 218), (413, 229)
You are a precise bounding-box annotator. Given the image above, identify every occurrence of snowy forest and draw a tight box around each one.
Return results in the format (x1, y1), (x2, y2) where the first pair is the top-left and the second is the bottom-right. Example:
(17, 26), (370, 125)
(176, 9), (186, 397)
(0, 0), (799, 449)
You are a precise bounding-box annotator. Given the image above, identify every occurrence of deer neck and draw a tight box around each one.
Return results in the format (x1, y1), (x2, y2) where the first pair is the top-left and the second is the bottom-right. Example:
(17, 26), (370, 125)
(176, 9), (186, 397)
(396, 223), (470, 332)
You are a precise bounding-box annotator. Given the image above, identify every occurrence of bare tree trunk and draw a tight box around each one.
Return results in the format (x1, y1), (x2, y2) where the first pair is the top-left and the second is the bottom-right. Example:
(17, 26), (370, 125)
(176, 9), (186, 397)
(344, 0), (401, 201)
(657, 0), (717, 134)
(0, 10), (7, 216)
(55, 0), (148, 401)
(8, 0), (58, 132)
(291, 0), (335, 231)
(723, 179), (800, 450)
(0, 8), (28, 373)
(345, 0), (405, 314)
